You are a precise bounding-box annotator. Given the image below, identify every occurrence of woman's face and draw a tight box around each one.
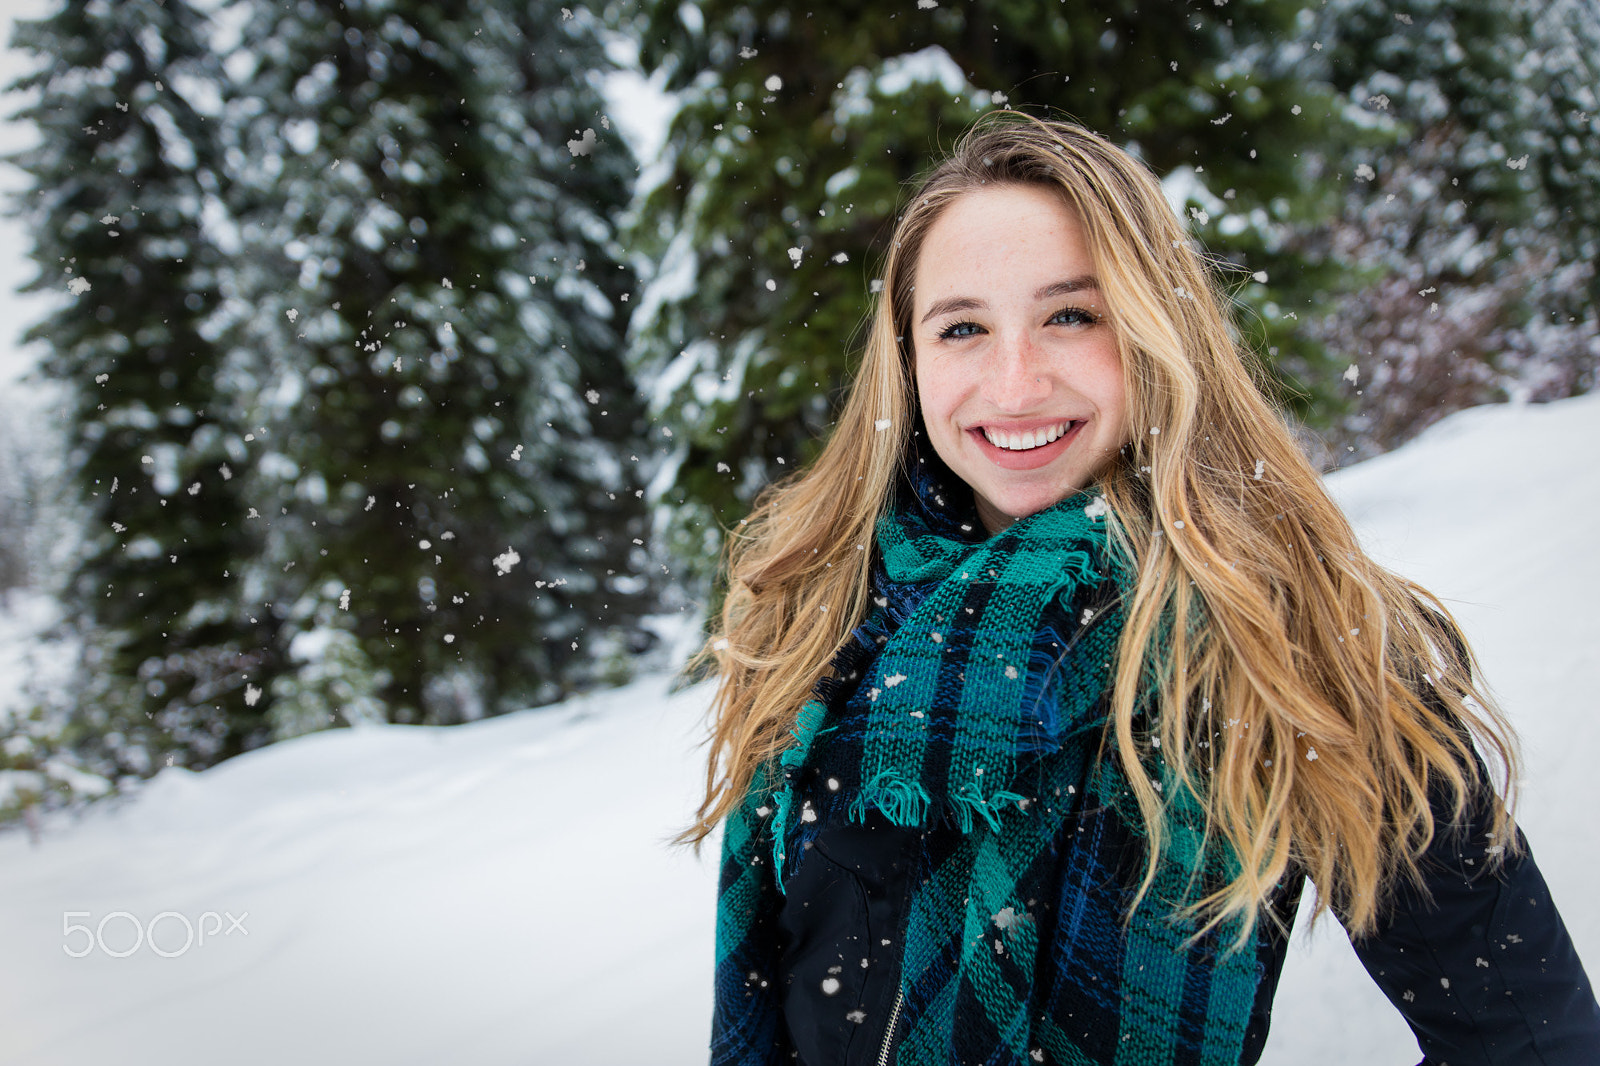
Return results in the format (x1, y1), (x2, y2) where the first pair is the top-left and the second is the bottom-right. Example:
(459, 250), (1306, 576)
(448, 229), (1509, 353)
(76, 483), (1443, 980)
(911, 184), (1128, 535)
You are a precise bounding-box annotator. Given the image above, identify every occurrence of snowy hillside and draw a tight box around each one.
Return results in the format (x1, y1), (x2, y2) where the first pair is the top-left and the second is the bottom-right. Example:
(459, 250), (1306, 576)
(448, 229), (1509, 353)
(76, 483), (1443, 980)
(1, 393), (1597, 1066)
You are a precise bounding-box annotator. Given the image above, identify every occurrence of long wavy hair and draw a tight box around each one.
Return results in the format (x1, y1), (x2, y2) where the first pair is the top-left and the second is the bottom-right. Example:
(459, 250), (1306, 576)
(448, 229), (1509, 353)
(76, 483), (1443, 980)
(681, 113), (1517, 939)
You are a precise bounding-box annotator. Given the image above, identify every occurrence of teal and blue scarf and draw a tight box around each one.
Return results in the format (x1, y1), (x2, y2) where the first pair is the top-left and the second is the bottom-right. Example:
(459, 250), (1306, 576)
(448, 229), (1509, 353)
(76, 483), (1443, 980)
(712, 475), (1261, 1066)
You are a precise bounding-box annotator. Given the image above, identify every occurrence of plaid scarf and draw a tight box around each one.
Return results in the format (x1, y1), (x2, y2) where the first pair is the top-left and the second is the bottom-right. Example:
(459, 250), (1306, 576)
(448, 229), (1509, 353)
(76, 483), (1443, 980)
(712, 468), (1262, 1066)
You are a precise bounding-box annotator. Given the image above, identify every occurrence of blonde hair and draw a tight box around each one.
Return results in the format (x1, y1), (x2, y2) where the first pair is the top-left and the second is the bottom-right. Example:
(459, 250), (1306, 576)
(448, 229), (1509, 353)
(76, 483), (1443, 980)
(682, 113), (1517, 939)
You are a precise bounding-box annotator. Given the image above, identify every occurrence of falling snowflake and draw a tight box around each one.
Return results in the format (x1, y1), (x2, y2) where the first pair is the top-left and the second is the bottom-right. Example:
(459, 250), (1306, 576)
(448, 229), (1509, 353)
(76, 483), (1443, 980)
(493, 548), (521, 575)
(567, 128), (597, 156)
(66, 277), (91, 295)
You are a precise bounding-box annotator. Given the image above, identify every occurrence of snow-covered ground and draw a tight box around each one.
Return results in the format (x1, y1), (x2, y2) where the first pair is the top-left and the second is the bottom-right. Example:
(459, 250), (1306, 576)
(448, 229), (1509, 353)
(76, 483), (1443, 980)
(1, 392), (1597, 1065)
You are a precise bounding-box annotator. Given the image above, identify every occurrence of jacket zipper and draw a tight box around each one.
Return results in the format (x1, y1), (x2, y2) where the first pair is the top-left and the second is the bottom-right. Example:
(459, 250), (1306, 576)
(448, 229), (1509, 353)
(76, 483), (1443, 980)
(876, 988), (905, 1066)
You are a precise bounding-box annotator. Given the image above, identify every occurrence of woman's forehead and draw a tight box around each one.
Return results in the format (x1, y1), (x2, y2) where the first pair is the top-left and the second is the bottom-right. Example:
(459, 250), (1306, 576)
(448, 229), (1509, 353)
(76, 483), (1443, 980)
(910, 185), (1097, 306)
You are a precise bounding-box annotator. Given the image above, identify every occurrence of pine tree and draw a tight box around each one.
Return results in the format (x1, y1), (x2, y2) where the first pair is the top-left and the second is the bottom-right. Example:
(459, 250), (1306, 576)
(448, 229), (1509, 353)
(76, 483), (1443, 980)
(9, 0), (280, 774)
(633, 0), (1599, 560)
(631, 0), (1356, 574)
(227, 0), (653, 728)
(1303, 0), (1600, 460)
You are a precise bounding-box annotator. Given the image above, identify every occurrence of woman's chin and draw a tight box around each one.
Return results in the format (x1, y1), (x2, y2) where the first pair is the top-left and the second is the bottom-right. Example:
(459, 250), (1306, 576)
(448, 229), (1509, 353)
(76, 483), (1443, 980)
(975, 487), (1086, 534)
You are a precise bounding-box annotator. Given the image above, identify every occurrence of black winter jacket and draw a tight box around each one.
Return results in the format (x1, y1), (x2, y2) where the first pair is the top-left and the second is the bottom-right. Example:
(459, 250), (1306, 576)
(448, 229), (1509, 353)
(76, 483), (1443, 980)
(777, 773), (1600, 1066)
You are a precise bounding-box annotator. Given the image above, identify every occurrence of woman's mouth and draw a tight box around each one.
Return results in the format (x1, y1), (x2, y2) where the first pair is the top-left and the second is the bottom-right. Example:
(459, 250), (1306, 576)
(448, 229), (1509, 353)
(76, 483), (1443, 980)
(981, 420), (1075, 451)
(971, 420), (1083, 469)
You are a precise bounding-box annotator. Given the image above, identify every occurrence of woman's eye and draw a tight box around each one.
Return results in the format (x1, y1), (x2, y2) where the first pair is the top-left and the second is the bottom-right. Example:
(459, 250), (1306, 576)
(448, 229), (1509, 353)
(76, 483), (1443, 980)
(1049, 307), (1100, 327)
(937, 320), (982, 340)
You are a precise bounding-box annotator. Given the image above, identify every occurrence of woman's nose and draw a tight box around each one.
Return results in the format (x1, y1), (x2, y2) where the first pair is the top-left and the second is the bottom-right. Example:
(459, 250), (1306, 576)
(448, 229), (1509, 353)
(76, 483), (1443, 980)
(984, 332), (1052, 410)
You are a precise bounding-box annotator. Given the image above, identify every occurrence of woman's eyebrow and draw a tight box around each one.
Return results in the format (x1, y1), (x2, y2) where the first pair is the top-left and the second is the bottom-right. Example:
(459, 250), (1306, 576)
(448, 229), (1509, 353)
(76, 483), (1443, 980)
(919, 296), (983, 324)
(1035, 275), (1099, 300)
(918, 276), (1101, 325)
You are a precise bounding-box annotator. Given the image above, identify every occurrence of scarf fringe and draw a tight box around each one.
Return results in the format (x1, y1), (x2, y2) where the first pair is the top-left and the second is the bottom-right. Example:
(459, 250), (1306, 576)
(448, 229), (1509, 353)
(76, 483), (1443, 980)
(950, 782), (1028, 833)
(770, 698), (832, 892)
(843, 773), (1027, 835)
(849, 768), (933, 827)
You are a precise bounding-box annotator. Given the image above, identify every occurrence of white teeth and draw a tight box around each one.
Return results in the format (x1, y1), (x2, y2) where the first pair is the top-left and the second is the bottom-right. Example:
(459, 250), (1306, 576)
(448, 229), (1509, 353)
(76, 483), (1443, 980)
(983, 421), (1070, 451)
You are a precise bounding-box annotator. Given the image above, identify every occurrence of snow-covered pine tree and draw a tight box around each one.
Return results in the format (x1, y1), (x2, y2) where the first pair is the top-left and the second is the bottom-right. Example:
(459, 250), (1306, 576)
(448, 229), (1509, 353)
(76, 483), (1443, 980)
(226, 0), (653, 728)
(1304, 0), (1600, 461)
(631, 0), (1353, 581)
(8, 0), (281, 775)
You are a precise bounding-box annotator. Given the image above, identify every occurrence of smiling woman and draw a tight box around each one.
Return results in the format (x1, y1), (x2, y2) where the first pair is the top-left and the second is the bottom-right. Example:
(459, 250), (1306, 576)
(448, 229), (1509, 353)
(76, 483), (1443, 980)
(684, 114), (1600, 1066)
(911, 183), (1126, 534)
